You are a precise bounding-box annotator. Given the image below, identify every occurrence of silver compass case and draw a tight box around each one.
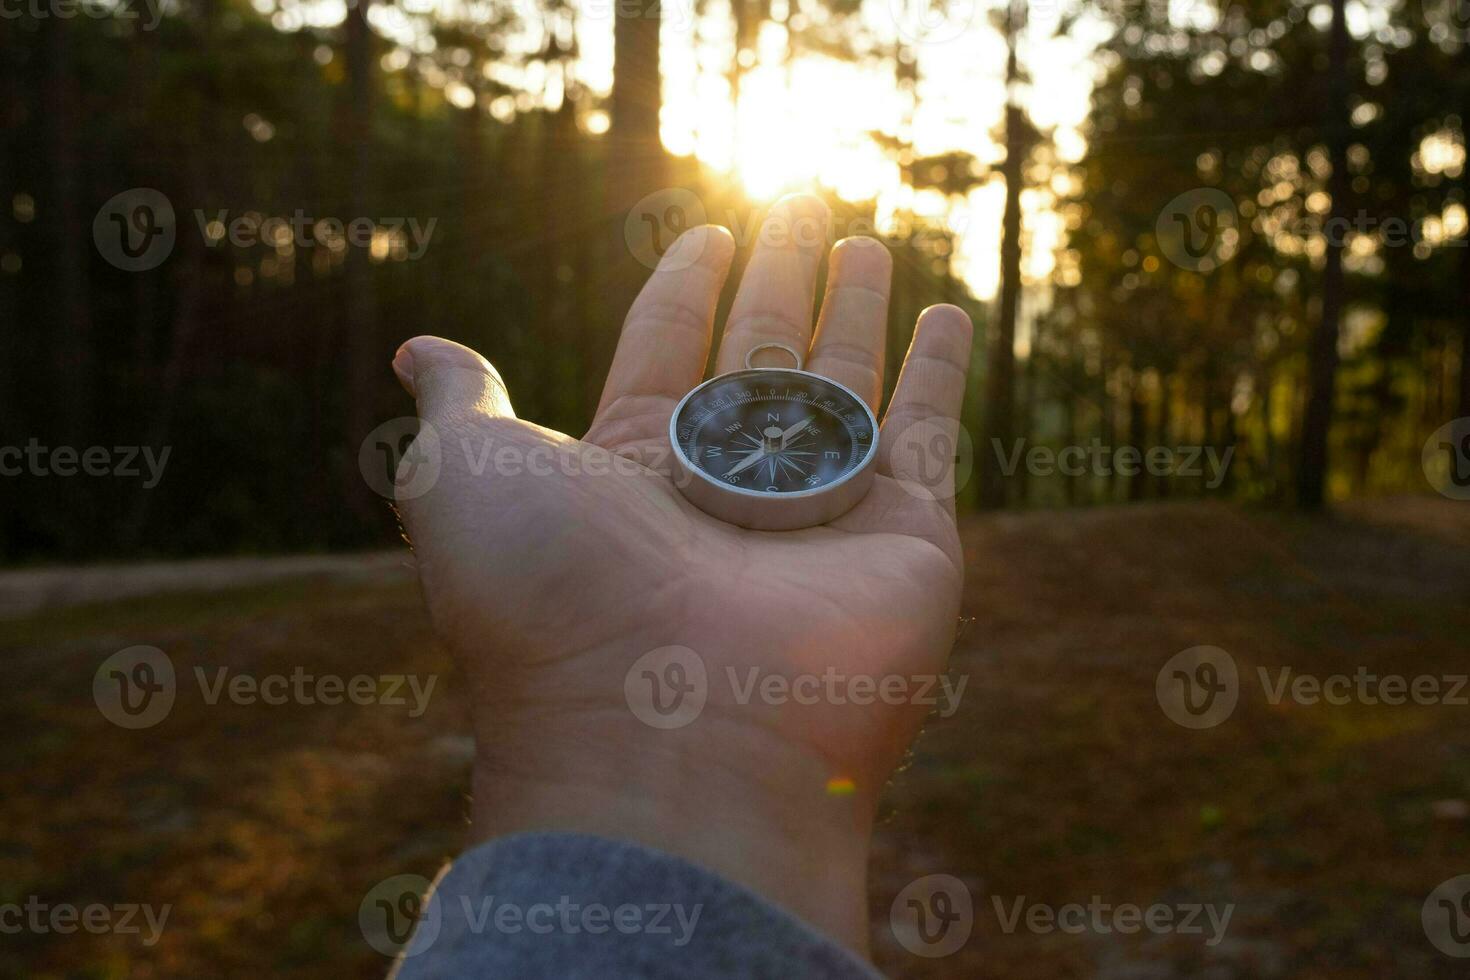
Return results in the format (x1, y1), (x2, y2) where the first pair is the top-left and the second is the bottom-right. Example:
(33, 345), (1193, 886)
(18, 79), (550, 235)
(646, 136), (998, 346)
(668, 346), (880, 531)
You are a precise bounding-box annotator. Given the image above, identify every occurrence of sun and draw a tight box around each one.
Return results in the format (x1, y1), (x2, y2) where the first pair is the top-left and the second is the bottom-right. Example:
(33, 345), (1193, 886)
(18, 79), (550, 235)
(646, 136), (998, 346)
(662, 49), (901, 202)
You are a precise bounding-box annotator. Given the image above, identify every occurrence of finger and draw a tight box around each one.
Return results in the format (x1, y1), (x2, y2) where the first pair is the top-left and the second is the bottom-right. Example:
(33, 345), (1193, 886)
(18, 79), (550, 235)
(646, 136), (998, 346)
(393, 335), (515, 422)
(806, 237), (891, 411)
(389, 336), (522, 540)
(592, 225), (736, 433)
(879, 304), (974, 513)
(389, 337), (558, 602)
(714, 194), (830, 374)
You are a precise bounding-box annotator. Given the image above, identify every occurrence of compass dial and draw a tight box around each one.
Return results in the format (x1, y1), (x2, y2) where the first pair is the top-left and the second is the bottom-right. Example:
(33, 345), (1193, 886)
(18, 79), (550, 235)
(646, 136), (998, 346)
(671, 369), (877, 496)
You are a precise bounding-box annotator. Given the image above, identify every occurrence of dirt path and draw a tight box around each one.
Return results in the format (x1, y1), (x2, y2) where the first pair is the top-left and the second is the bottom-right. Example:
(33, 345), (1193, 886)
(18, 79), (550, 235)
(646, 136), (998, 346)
(0, 550), (414, 619)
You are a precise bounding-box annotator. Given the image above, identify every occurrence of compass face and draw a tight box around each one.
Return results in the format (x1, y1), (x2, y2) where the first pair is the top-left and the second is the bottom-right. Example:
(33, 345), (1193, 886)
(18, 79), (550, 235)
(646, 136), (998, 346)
(671, 368), (877, 495)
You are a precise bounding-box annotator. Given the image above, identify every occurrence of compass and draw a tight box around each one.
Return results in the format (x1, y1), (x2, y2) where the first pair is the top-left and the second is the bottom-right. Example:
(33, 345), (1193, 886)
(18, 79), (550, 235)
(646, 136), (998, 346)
(669, 343), (879, 530)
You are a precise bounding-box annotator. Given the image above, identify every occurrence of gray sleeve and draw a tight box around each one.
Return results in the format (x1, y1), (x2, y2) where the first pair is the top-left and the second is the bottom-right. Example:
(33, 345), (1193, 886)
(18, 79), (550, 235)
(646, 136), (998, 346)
(387, 831), (885, 980)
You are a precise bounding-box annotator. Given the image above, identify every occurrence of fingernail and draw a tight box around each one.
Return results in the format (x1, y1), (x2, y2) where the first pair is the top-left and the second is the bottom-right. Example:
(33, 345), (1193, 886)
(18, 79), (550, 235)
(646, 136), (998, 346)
(764, 194), (829, 252)
(392, 345), (415, 393)
(658, 226), (700, 269)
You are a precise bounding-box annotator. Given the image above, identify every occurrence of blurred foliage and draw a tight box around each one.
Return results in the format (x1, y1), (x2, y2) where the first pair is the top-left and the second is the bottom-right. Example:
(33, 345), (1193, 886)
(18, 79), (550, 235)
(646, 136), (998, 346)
(0, 0), (975, 561)
(1, 0), (1467, 560)
(1039, 0), (1469, 507)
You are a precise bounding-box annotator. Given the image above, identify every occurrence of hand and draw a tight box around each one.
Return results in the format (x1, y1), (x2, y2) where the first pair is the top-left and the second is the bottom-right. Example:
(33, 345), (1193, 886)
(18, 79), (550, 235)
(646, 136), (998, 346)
(391, 194), (972, 954)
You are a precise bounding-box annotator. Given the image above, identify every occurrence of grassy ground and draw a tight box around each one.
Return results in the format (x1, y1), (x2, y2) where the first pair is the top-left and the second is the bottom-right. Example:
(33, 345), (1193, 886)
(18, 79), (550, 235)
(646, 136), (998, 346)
(3, 497), (1468, 978)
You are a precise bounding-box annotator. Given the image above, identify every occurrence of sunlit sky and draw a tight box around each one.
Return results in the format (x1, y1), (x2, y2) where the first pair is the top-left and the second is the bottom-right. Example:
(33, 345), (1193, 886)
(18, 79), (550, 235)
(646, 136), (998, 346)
(266, 0), (1122, 299)
(591, 0), (1111, 299)
(258, 0), (1449, 304)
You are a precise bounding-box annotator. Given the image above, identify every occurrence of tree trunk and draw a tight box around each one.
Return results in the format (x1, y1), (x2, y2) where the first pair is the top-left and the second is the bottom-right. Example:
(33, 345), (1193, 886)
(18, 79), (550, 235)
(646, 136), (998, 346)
(459, 74), (487, 343)
(1260, 368), (1277, 495)
(119, 237), (204, 548)
(1126, 373), (1148, 502)
(730, 0), (756, 164)
(1016, 321), (1039, 505)
(610, 0), (662, 212)
(1220, 399), (1237, 496)
(1460, 88), (1470, 422)
(0, 28), (20, 456)
(1297, 0), (1350, 510)
(342, 0), (378, 524)
(1459, 308), (1470, 424)
(1100, 351), (1116, 503)
(1063, 347), (1079, 506)
(118, 3), (220, 551)
(0, 28), (20, 556)
(1154, 372), (1172, 498)
(534, 70), (582, 428)
(40, 16), (92, 445)
(604, 0), (664, 405)
(980, 0), (1026, 510)
(1199, 370), (1215, 496)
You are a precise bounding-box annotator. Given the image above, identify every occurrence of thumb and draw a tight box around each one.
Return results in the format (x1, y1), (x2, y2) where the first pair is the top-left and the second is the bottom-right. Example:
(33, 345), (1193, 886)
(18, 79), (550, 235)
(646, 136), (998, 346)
(393, 336), (516, 423)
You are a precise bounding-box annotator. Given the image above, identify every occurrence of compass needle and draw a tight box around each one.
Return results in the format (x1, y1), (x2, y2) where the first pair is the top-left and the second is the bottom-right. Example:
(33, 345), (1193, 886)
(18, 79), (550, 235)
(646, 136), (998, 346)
(723, 448), (769, 478)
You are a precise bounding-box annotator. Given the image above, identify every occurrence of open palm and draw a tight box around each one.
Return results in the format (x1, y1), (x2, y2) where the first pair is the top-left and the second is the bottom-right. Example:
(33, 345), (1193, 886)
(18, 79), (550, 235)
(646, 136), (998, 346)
(391, 195), (973, 948)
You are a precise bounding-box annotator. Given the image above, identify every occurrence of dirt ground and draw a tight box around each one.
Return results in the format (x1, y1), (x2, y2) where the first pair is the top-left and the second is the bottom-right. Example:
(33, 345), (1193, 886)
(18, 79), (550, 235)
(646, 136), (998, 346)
(3, 497), (1468, 978)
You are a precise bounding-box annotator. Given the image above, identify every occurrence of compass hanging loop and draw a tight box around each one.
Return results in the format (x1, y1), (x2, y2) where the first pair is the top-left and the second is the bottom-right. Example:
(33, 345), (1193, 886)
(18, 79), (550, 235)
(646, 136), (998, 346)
(743, 343), (804, 372)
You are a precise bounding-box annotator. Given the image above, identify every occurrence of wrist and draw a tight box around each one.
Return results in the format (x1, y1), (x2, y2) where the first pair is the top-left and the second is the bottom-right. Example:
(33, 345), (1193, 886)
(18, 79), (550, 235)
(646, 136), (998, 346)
(466, 709), (875, 953)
